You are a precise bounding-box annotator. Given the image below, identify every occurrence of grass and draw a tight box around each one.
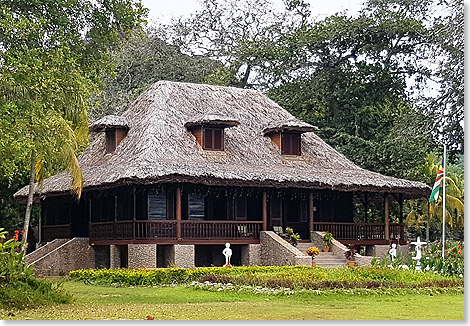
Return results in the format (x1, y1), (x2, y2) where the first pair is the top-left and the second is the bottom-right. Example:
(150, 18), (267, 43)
(0, 278), (464, 320)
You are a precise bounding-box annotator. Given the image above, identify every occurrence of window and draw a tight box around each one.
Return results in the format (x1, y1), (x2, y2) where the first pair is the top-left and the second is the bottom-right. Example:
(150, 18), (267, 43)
(281, 132), (301, 156)
(148, 191), (167, 220)
(188, 193), (205, 220)
(203, 127), (224, 150)
(105, 129), (116, 153)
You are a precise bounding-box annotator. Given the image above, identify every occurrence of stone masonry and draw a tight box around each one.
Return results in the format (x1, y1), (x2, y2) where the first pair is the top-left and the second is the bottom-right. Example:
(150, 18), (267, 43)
(241, 244), (261, 266)
(110, 244), (121, 269)
(127, 244), (157, 269)
(31, 238), (95, 276)
(260, 231), (311, 266)
(172, 244), (195, 268)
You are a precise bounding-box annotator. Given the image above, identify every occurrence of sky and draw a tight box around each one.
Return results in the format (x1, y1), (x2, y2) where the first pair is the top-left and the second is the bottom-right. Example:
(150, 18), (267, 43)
(141, 0), (366, 24)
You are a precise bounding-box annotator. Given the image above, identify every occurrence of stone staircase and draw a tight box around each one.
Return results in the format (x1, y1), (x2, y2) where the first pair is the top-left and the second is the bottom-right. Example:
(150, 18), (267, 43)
(296, 242), (348, 268)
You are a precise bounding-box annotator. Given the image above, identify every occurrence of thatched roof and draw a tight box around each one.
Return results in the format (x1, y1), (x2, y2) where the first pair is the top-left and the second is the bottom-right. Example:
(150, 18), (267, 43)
(89, 115), (129, 132)
(184, 113), (240, 128)
(263, 119), (318, 134)
(14, 81), (430, 199)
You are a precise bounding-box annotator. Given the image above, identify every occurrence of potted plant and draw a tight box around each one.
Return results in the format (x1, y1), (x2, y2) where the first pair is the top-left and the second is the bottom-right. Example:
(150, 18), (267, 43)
(344, 244), (357, 266)
(306, 246), (320, 266)
(322, 232), (334, 252)
(283, 227), (300, 247)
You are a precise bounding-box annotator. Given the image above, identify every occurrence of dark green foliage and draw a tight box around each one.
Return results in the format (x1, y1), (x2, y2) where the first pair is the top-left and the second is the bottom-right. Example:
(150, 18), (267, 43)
(69, 265), (462, 290)
(0, 229), (71, 309)
(89, 30), (223, 120)
(282, 227), (300, 247)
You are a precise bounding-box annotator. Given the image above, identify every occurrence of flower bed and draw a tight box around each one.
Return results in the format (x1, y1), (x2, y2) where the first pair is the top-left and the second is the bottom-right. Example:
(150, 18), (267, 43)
(69, 265), (463, 290)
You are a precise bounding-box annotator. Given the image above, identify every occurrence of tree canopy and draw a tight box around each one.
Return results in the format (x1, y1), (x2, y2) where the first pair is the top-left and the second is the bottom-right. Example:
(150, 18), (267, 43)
(0, 0), (147, 242)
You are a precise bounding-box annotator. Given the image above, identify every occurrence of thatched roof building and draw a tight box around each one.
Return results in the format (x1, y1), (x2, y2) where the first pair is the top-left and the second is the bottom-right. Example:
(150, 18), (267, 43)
(14, 81), (430, 200)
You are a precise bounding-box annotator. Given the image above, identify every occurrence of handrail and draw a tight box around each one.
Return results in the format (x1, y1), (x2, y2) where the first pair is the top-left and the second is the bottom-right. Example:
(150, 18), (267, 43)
(90, 220), (262, 241)
(313, 222), (404, 241)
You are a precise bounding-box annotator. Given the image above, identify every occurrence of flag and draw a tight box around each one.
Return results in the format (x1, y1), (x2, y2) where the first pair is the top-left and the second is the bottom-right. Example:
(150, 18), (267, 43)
(429, 158), (444, 202)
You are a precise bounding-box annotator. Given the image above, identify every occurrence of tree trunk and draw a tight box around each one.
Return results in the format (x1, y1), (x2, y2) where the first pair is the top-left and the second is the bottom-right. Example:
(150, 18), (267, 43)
(21, 150), (36, 254)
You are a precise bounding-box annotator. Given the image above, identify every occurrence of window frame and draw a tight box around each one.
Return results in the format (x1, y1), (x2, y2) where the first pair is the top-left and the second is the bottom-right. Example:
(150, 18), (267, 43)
(203, 126), (225, 151)
(281, 132), (301, 156)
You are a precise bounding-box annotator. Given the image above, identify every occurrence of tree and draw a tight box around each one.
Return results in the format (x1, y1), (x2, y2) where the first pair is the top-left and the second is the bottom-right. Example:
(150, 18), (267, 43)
(0, 0), (147, 251)
(261, 1), (437, 178)
(406, 153), (464, 241)
(160, 0), (311, 88)
(427, 0), (464, 154)
(90, 29), (222, 120)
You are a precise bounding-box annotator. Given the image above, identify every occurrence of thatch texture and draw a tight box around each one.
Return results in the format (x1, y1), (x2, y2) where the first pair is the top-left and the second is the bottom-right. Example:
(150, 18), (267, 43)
(184, 113), (240, 127)
(89, 115), (129, 132)
(14, 81), (430, 199)
(263, 119), (318, 134)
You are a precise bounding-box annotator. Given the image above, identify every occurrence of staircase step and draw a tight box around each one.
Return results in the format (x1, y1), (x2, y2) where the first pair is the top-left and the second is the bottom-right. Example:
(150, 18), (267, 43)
(295, 242), (348, 267)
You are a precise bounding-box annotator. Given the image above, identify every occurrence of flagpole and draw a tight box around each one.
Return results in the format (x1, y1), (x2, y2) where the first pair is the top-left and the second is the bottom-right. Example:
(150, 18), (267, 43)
(442, 144), (446, 259)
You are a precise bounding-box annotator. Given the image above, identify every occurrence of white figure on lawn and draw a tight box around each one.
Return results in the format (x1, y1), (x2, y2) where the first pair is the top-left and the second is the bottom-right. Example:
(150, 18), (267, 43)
(411, 237), (427, 271)
(222, 242), (232, 267)
(389, 243), (397, 261)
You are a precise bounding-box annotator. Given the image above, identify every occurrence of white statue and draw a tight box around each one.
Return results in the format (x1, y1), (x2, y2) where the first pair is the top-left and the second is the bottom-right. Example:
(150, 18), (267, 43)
(222, 242), (232, 267)
(389, 243), (397, 261)
(410, 236), (427, 271)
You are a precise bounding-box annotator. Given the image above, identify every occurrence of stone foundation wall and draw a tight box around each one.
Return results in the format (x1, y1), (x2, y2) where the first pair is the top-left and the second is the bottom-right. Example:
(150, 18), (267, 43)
(31, 238), (95, 276)
(128, 244), (156, 269)
(110, 245), (121, 269)
(241, 244), (261, 266)
(172, 245), (195, 268)
(25, 239), (69, 264)
(260, 231), (310, 266)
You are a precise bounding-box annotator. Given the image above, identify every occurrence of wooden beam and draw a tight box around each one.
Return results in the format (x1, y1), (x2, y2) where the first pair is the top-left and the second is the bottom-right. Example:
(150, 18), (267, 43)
(262, 191), (267, 231)
(399, 194), (403, 224)
(384, 194), (390, 240)
(309, 192), (314, 233)
(176, 186), (182, 239)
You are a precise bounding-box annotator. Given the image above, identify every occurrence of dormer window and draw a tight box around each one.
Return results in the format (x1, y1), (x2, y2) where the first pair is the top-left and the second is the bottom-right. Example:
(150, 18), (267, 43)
(105, 128), (128, 154)
(263, 119), (318, 156)
(185, 114), (239, 152)
(203, 127), (224, 150)
(281, 132), (301, 156)
(89, 115), (130, 154)
(106, 129), (116, 153)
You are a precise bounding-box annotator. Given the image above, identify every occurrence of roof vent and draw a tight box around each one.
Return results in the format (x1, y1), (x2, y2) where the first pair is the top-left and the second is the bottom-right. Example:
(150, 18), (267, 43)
(185, 114), (239, 151)
(89, 115), (130, 154)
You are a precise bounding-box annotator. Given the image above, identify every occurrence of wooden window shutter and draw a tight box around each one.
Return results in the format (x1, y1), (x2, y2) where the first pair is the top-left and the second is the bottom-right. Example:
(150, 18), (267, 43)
(203, 128), (213, 149)
(105, 129), (116, 153)
(213, 128), (223, 150)
(235, 197), (247, 221)
(269, 197), (282, 227)
(203, 127), (224, 150)
(281, 132), (301, 155)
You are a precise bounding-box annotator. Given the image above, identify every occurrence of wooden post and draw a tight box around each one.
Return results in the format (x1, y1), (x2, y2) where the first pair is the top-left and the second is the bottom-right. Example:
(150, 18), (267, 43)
(176, 186), (182, 239)
(309, 192), (314, 233)
(262, 191), (267, 231)
(398, 194), (403, 224)
(384, 194), (390, 240)
(132, 187), (136, 239)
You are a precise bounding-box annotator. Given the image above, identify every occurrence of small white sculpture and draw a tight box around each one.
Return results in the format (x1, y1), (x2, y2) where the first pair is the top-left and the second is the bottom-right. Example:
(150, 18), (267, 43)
(389, 243), (397, 261)
(222, 242), (232, 267)
(410, 236), (427, 271)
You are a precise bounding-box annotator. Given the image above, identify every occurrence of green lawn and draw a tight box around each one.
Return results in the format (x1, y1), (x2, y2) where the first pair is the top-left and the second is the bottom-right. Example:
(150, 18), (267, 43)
(0, 279), (464, 320)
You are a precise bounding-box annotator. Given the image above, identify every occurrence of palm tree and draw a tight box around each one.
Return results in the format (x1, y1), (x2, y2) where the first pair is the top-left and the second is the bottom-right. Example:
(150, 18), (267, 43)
(20, 107), (87, 253)
(406, 154), (464, 241)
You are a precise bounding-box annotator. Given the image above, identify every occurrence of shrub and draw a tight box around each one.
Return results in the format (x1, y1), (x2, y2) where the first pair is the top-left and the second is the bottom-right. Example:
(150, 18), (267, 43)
(69, 265), (463, 290)
(0, 228), (71, 309)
